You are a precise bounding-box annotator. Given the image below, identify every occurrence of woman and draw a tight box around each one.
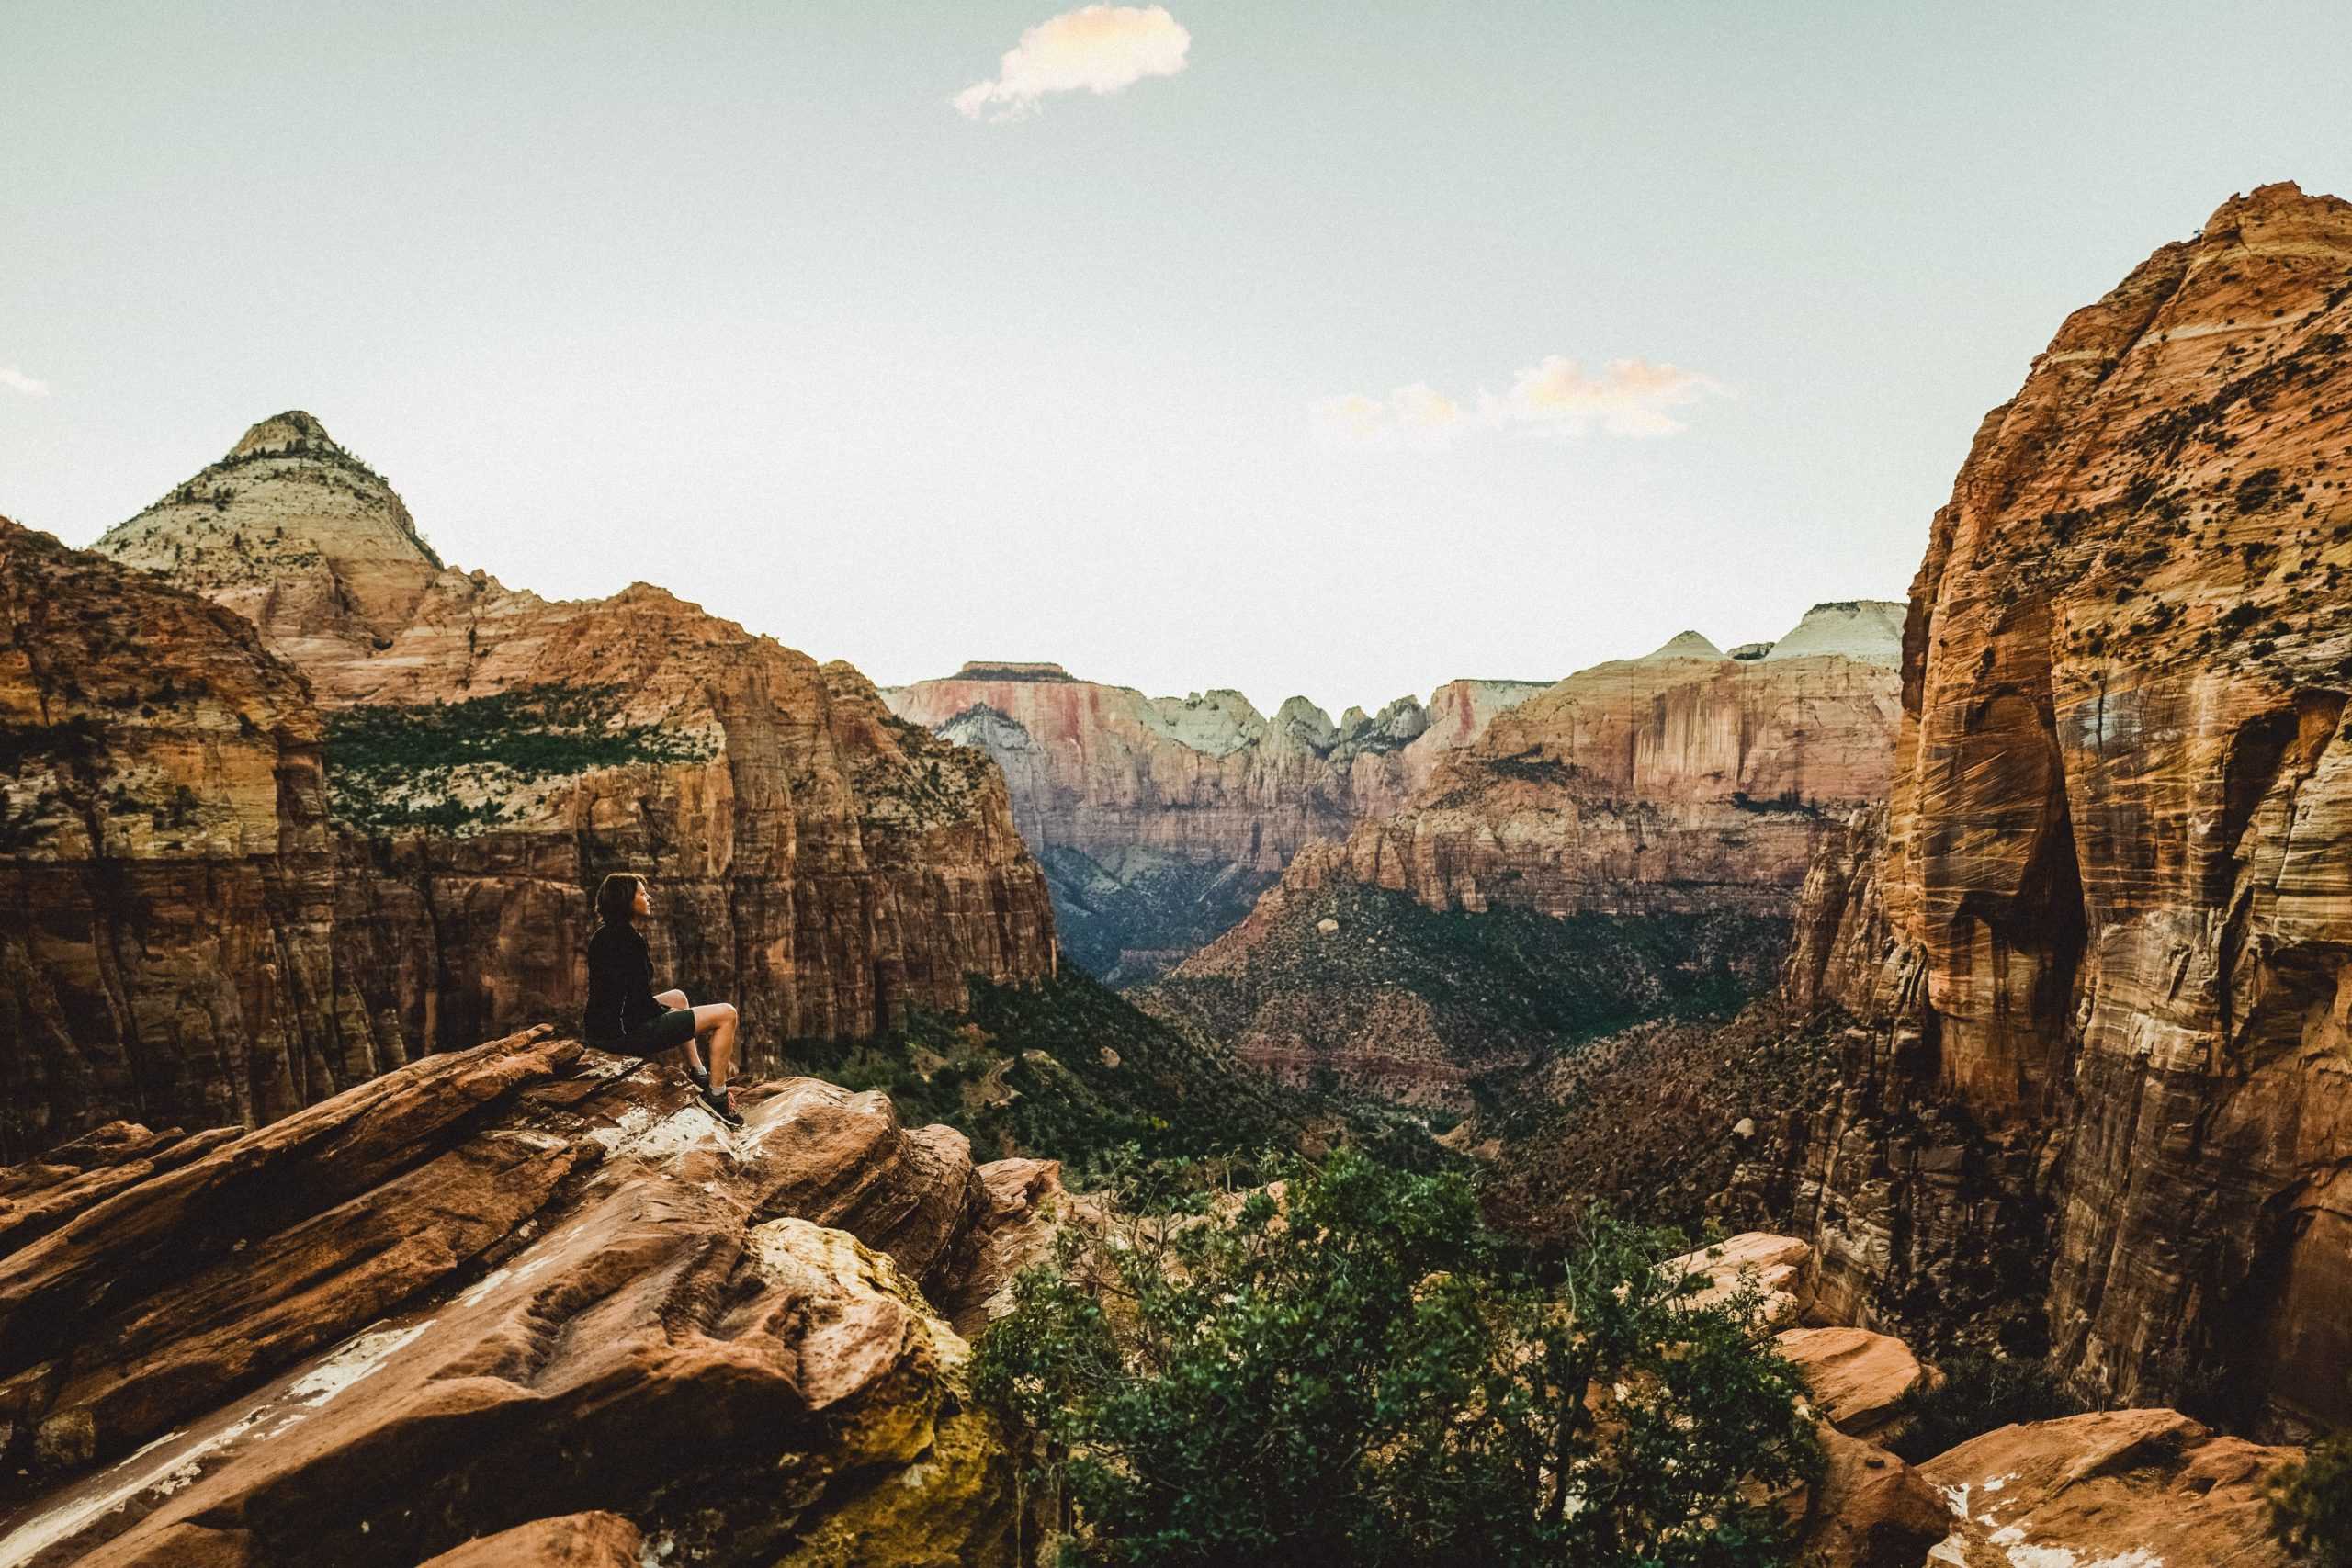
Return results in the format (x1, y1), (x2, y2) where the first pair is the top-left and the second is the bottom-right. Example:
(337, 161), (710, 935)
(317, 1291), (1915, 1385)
(582, 871), (744, 1126)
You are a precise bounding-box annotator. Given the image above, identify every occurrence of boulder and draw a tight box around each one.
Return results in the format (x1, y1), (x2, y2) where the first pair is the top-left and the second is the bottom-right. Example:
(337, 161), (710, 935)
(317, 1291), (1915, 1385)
(1792, 1424), (1951, 1568)
(1775, 1325), (1933, 1441)
(1663, 1232), (1817, 1325)
(1919, 1408), (2301, 1567)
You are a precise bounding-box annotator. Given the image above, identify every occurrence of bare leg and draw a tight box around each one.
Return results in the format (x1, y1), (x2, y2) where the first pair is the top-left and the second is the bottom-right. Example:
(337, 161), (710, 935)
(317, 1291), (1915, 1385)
(654, 989), (704, 1076)
(693, 1002), (739, 1090)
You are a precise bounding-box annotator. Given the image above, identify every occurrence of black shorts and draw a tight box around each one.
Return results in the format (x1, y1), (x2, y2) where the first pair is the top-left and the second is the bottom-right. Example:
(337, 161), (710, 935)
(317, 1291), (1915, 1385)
(596, 1008), (697, 1056)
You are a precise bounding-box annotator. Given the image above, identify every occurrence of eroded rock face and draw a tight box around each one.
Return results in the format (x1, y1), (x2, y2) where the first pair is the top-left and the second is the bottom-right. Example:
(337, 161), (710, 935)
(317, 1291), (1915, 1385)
(48, 415), (1055, 1145)
(1755, 182), (2352, 1433)
(0, 1030), (1057, 1566)
(880, 662), (1551, 981)
(0, 519), (385, 1161)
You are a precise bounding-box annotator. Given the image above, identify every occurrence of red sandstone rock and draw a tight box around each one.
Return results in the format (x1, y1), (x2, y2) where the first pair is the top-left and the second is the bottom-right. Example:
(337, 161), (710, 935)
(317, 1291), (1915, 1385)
(1919, 1408), (2300, 1566)
(3, 415), (1057, 1151)
(414, 1513), (645, 1568)
(1764, 181), (2352, 1431)
(1774, 1325), (1933, 1443)
(0, 1031), (1057, 1566)
(1791, 1424), (1951, 1568)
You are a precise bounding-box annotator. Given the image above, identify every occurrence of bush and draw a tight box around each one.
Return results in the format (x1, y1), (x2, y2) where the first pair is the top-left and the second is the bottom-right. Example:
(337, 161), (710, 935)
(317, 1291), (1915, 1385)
(2271, 1435), (2352, 1567)
(974, 1149), (1820, 1567)
(1886, 1350), (2085, 1464)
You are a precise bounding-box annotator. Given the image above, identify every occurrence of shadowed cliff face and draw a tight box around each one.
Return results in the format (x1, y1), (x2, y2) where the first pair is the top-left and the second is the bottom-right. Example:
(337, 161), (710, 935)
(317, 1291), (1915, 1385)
(1770, 181), (2352, 1433)
(881, 664), (1550, 982)
(0, 415), (1055, 1154)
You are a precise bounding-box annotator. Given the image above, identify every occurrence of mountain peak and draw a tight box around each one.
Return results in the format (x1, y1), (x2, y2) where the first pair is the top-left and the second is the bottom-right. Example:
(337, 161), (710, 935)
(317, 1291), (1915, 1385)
(1641, 630), (1725, 661)
(228, 410), (342, 460)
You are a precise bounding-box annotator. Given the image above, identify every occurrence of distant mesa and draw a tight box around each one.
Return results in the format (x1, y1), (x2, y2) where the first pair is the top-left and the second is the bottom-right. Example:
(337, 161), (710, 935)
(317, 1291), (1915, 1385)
(1728, 641), (1774, 660)
(954, 660), (1075, 682)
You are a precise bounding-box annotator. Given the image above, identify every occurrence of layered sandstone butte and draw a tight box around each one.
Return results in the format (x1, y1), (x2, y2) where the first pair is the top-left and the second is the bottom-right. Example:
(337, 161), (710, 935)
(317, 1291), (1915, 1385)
(0, 415), (1054, 1152)
(0, 518), (378, 1161)
(881, 661), (1549, 981)
(1138, 605), (1903, 1103)
(1744, 182), (2352, 1434)
(0, 1030), (1065, 1565)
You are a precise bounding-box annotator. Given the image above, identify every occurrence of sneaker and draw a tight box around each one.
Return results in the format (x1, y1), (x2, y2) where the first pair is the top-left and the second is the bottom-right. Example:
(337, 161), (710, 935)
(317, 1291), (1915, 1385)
(684, 1062), (711, 1095)
(699, 1082), (745, 1128)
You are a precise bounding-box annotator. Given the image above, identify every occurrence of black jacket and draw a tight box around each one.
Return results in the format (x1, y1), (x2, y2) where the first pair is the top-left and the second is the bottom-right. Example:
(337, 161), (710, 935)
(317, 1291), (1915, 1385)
(583, 922), (664, 1045)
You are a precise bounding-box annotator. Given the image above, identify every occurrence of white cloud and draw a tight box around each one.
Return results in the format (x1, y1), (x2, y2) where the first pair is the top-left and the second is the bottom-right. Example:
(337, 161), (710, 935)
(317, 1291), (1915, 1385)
(955, 5), (1191, 122)
(1314, 355), (1724, 446)
(0, 367), (50, 397)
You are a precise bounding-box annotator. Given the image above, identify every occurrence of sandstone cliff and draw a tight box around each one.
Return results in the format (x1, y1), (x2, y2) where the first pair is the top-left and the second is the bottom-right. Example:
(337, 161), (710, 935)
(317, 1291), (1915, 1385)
(881, 661), (1549, 981)
(0, 518), (376, 1160)
(1496, 183), (2352, 1441)
(1772, 181), (2352, 1435)
(0, 415), (1054, 1152)
(1136, 605), (1903, 1103)
(0, 1030), (1064, 1566)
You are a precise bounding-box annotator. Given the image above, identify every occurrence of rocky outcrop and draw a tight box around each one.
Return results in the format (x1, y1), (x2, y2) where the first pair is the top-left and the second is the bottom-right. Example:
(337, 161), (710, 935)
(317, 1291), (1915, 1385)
(1724, 183), (2352, 1436)
(12, 414), (1057, 1150)
(881, 662), (1549, 982)
(0, 518), (370, 1161)
(0, 1028), (1060, 1566)
(1920, 1408), (2300, 1567)
(1136, 605), (1901, 1101)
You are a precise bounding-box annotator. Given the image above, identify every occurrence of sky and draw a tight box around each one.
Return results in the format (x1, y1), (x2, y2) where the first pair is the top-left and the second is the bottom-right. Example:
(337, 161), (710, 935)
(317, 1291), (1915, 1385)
(5, 1), (2350, 716)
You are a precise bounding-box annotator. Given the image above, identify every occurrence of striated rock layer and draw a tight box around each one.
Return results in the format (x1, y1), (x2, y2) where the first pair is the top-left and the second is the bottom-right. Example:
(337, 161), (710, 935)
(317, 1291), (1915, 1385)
(0, 1029), (1062, 1566)
(0, 519), (362, 1161)
(1137, 606), (1903, 1100)
(1747, 181), (2352, 1435)
(3, 414), (1054, 1153)
(881, 662), (1550, 982)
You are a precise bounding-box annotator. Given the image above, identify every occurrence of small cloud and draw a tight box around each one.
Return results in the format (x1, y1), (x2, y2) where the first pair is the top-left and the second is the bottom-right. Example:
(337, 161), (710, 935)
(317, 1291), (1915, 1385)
(0, 366), (50, 397)
(1487, 355), (1724, 437)
(1313, 355), (1724, 446)
(955, 5), (1190, 122)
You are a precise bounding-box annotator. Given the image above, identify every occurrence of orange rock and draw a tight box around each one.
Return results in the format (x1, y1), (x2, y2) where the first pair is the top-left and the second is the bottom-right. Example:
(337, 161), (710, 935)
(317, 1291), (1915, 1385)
(1919, 1408), (2301, 1567)
(1774, 1325), (1932, 1441)
(0, 1032), (1046, 1566)
(1792, 1423), (1951, 1568)
(414, 1513), (645, 1568)
(1768, 181), (2352, 1430)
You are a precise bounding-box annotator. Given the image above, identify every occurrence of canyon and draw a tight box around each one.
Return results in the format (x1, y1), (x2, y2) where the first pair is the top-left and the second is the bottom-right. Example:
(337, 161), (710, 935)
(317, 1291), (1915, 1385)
(881, 661), (1550, 983)
(1, 413), (1055, 1156)
(1137, 602), (1905, 1105)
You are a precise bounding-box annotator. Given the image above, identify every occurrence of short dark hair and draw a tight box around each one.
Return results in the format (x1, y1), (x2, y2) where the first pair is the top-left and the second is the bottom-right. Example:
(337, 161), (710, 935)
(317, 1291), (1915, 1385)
(594, 872), (643, 930)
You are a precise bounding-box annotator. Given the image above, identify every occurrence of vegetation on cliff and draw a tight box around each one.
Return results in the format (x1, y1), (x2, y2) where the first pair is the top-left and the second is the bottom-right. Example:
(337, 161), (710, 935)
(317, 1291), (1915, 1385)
(324, 682), (717, 831)
(976, 1148), (1820, 1566)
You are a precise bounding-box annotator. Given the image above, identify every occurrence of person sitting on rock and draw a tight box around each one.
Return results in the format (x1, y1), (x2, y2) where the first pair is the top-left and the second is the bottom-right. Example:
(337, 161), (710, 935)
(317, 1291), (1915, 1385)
(583, 871), (744, 1126)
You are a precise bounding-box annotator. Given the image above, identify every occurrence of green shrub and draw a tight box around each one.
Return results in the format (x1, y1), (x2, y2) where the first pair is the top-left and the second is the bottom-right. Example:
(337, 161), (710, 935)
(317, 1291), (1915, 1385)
(974, 1149), (1820, 1567)
(1886, 1350), (2086, 1463)
(2272, 1435), (2352, 1567)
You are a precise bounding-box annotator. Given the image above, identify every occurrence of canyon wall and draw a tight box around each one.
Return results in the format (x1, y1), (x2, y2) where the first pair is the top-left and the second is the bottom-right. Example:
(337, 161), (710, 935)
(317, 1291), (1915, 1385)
(1137, 604), (1904, 1103)
(1, 414), (1054, 1153)
(882, 661), (1550, 981)
(1752, 181), (2352, 1436)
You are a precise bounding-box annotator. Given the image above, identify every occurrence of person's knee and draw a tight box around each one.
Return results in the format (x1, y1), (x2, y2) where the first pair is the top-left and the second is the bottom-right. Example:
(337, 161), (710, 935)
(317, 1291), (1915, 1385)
(718, 1002), (739, 1025)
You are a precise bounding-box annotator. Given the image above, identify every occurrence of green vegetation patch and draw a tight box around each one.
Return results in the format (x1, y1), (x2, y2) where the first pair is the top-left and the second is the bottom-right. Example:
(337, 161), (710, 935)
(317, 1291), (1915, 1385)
(325, 683), (716, 833)
(785, 970), (1440, 1185)
(977, 1149), (1821, 1567)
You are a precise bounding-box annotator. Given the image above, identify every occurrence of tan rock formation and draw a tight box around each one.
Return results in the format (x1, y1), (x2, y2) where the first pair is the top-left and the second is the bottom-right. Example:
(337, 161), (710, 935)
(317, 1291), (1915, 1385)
(0, 1028), (1057, 1566)
(1790, 1424), (1951, 1568)
(1751, 181), (2352, 1432)
(44, 415), (1055, 1146)
(881, 661), (1549, 979)
(1919, 1408), (2300, 1567)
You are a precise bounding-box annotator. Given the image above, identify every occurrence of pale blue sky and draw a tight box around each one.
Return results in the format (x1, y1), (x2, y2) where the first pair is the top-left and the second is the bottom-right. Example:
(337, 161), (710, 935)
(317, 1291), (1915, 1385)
(5, 1), (2348, 712)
